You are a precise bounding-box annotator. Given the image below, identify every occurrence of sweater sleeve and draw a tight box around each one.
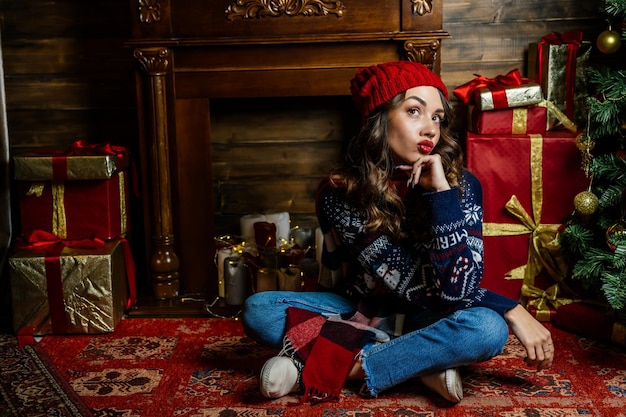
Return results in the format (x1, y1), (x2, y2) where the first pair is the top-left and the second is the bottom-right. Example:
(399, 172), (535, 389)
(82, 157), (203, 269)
(471, 288), (520, 316)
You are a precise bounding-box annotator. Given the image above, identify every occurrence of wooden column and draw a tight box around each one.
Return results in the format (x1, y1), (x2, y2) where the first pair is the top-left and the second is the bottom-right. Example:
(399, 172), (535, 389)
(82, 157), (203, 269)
(133, 47), (180, 299)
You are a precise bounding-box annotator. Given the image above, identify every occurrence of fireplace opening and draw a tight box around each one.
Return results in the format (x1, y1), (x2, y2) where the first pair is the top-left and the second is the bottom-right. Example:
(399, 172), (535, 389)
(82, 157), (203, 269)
(209, 95), (361, 237)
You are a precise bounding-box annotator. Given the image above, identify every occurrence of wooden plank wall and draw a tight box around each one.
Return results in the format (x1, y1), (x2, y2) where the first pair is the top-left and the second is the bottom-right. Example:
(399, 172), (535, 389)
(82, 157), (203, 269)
(1, 0), (606, 244)
(1, 0), (138, 153)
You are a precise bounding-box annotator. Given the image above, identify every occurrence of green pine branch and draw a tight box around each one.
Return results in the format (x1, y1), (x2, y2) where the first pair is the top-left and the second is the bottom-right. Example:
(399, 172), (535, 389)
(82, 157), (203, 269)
(585, 67), (626, 141)
(601, 271), (626, 310)
(602, 0), (626, 20)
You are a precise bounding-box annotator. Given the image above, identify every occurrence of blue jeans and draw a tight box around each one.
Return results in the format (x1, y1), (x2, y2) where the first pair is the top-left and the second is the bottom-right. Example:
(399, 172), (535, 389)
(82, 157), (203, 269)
(242, 291), (509, 397)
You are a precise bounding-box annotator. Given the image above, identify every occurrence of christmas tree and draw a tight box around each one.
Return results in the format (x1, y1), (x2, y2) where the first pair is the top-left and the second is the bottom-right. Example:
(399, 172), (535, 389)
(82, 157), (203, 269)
(559, 0), (626, 322)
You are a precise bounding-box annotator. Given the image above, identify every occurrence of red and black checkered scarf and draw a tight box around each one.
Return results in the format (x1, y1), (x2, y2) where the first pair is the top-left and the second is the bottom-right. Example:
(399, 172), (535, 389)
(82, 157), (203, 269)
(284, 306), (376, 403)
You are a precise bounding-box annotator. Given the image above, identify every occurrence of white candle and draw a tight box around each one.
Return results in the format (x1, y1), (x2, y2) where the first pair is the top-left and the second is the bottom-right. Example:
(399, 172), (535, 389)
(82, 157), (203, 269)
(240, 213), (266, 242)
(265, 212), (290, 247)
(216, 247), (232, 298)
(224, 256), (248, 306)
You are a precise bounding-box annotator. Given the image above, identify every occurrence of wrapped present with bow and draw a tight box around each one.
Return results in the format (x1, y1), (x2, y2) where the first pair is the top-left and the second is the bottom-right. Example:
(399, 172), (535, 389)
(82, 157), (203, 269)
(14, 140), (132, 240)
(521, 280), (581, 322)
(467, 100), (577, 135)
(528, 32), (592, 129)
(466, 131), (589, 300)
(453, 69), (543, 111)
(9, 231), (137, 336)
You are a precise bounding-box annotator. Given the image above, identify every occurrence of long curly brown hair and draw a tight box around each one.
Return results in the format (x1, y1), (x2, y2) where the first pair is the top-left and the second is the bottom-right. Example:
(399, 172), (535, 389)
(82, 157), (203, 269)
(330, 89), (464, 240)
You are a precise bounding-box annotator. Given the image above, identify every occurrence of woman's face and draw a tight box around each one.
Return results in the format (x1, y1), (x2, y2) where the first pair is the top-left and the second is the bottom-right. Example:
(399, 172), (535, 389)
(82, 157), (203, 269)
(386, 85), (445, 165)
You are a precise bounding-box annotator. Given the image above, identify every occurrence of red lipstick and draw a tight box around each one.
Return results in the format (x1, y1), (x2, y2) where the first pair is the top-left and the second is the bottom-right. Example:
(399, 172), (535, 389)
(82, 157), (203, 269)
(418, 140), (434, 154)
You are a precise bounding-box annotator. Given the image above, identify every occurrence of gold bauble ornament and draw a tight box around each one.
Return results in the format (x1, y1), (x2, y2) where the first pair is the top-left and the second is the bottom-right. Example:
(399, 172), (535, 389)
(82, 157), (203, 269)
(597, 29), (622, 54)
(574, 191), (599, 216)
(606, 221), (626, 251)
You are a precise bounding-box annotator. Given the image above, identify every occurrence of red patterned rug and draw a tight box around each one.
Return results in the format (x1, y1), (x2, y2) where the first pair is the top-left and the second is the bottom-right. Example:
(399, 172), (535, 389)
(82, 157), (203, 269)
(0, 333), (93, 416)
(26, 317), (626, 416)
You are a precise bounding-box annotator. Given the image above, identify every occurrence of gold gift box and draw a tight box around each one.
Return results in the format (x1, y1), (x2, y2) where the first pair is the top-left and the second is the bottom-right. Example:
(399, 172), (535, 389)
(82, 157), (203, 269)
(13, 153), (128, 181)
(474, 82), (543, 111)
(9, 239), (128, 335)
(528, 42), (591, 128)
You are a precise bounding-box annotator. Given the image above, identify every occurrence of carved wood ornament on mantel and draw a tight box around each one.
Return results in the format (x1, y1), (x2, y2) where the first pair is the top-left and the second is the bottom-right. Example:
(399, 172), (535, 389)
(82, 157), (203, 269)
(225, 0), (346, 19)
(136, 0), (435, 25)
(405, 39), (440, 69)
(411, 0), (433, 16)
(138, 0), (161, 23)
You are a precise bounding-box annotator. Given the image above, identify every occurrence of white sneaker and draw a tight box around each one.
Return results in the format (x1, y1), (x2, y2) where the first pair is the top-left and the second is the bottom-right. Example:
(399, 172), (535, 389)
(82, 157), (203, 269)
(259, 356), (300, 398)
(420, 368), (463, 403)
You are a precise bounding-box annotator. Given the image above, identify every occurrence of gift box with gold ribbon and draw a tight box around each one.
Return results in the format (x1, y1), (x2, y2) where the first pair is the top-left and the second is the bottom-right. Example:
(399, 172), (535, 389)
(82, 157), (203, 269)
(468, 100), (578, 136)
(453, 69), (543, 111)
(14, 140), (130, 240)
(9, 233), (136, 335)
(528, 32), (591, 129)
(465, 131), (589, 301)
(468, 104), (547, 135)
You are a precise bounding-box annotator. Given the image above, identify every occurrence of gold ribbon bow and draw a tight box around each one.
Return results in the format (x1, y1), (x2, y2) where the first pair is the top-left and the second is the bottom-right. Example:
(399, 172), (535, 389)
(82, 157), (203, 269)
(520, 283), (579, 321)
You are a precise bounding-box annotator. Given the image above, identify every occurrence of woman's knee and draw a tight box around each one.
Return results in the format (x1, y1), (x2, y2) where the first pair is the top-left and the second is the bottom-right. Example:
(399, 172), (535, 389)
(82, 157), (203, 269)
(459, 307), (509, 355)
(242, 292), (282, 327)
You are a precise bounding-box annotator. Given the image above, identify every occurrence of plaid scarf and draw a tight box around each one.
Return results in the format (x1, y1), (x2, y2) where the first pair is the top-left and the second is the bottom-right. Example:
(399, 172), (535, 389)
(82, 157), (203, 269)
(283, 306), (376, 403)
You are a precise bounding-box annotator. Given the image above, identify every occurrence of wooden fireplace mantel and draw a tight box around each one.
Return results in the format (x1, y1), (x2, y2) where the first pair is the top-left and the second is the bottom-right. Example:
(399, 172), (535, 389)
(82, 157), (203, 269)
(127, 0), (449, 310)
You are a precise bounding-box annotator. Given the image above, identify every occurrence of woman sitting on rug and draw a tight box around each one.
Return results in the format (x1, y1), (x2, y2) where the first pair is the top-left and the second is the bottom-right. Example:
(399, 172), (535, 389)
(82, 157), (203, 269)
(241, 61), (554, 404)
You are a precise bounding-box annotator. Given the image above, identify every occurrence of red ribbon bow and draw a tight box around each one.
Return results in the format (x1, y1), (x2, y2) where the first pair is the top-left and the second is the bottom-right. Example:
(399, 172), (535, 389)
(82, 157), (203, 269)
(50, 140), (129, 180)
(539, 31), (583, 47)
(18, 229), (106, 250)
(453, 69), (527, 107)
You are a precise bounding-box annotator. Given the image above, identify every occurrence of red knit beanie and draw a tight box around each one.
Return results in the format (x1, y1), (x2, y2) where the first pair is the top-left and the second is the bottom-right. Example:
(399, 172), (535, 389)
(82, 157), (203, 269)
(350, 61), (448, 119)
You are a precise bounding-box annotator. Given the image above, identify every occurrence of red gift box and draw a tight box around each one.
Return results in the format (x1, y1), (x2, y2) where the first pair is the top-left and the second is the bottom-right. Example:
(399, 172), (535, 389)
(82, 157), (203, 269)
(555, 302), (626, 347)
(18, 171), (129, 240)
(468, 104), (547, 135)
(466, 131), (589, 300)
(14, 141), (131, 240)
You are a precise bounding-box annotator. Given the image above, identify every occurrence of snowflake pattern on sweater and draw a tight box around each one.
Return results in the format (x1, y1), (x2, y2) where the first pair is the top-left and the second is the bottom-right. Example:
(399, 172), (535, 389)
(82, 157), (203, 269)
(316, 170), (518, 320)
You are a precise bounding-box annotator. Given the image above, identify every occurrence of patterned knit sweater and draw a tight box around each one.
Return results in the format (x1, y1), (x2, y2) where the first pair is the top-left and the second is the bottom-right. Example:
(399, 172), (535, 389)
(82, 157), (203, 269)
(316, 169), (518, 332)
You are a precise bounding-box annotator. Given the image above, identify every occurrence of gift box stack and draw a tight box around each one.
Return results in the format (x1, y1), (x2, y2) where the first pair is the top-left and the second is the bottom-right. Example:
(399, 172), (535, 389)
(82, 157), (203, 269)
(9, 140), (136, 337)
(456, 32), (592, 318)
